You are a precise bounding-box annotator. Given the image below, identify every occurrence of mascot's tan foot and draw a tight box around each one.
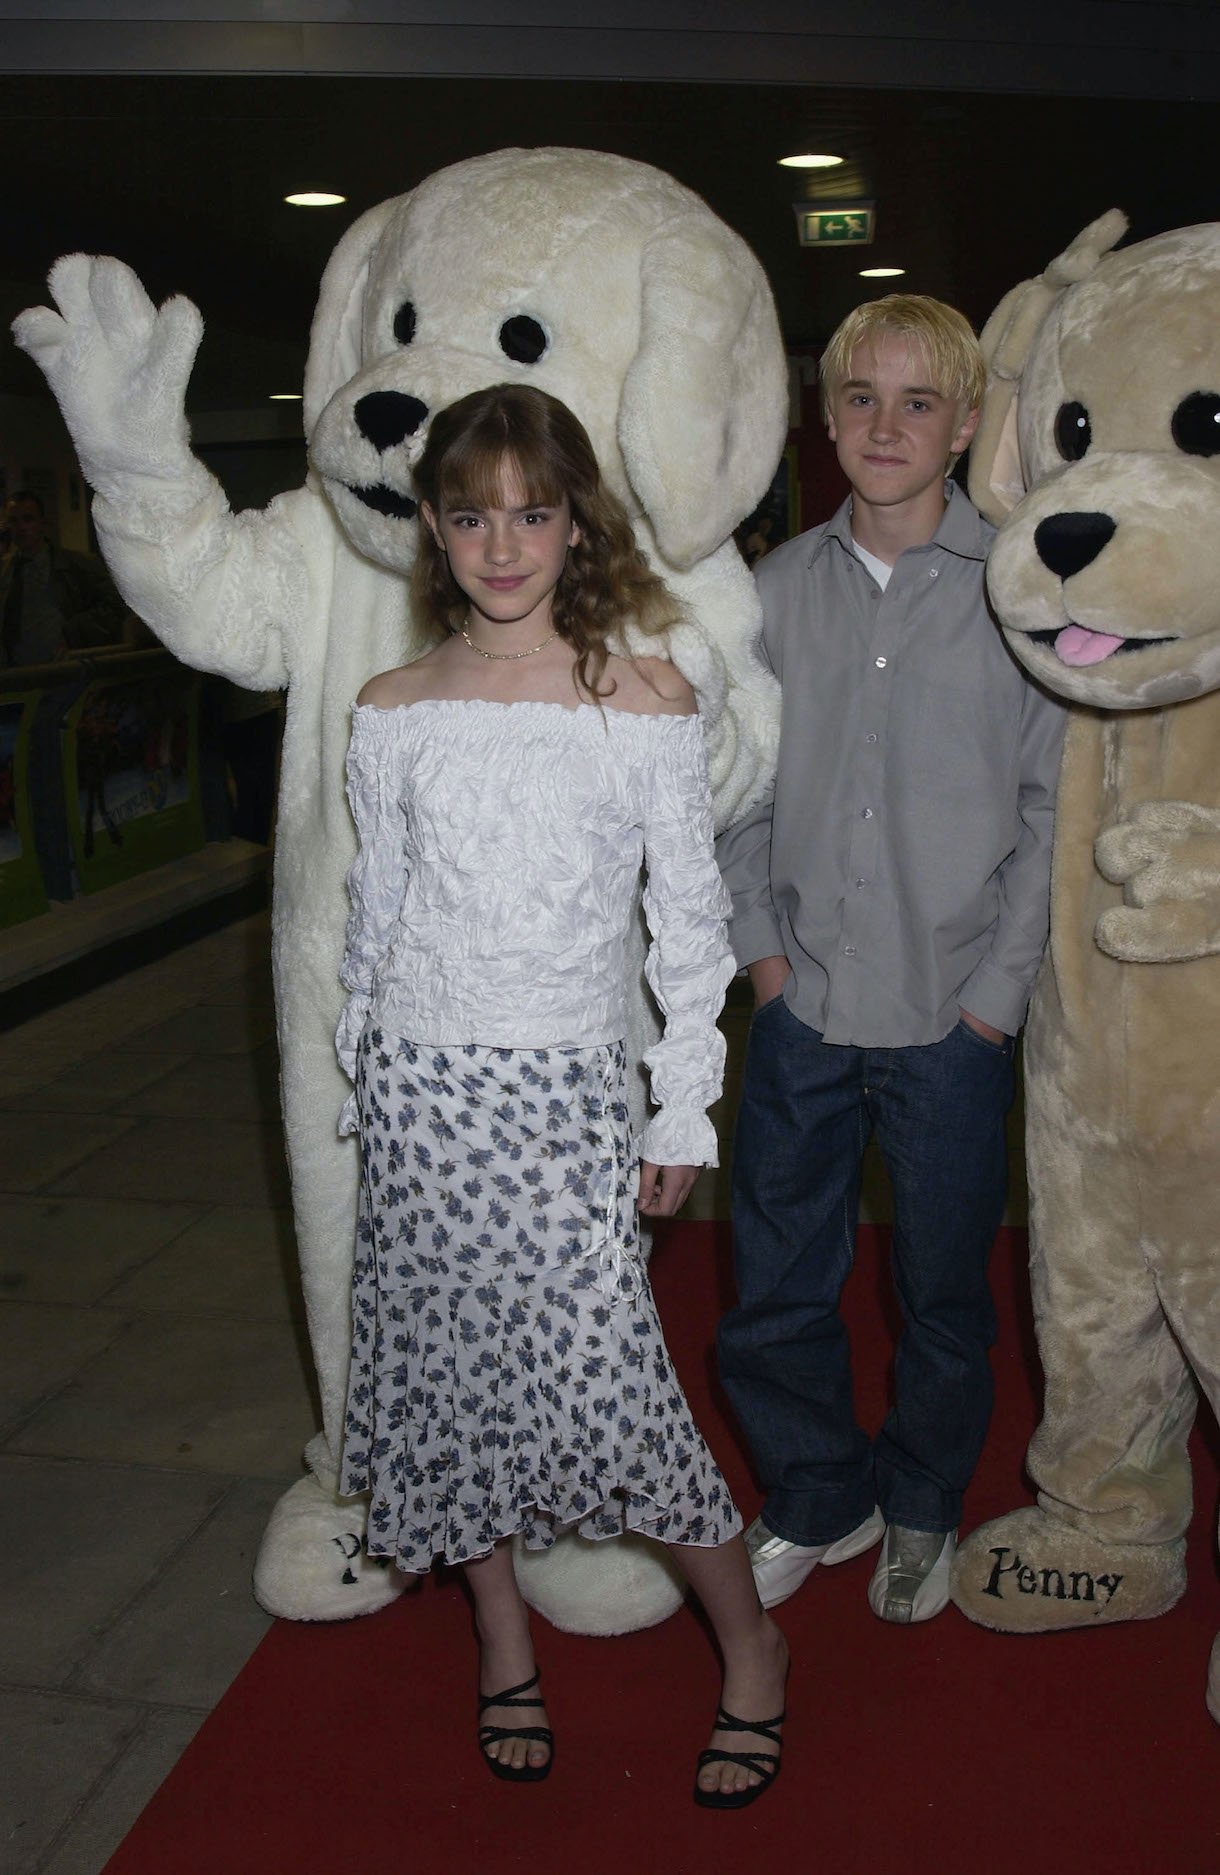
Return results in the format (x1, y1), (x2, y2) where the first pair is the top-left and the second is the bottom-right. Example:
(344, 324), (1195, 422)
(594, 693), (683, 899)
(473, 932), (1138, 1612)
(514, 1530), (685, 1635)
(253, 1474), (406, 1621)
(951, 1506), (1187, 1633)
(1208, 1632), (1220, 1726)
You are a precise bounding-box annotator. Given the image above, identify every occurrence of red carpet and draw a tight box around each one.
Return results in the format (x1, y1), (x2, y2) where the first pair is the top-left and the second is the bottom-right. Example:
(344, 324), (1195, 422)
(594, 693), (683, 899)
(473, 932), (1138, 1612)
(104, 1225), (1219, 1875)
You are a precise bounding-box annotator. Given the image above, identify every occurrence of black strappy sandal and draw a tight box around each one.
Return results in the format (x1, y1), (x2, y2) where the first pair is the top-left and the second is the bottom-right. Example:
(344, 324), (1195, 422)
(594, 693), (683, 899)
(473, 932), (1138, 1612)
(478, 1671), (553, 1783)
(693, 1704), (785, 1809)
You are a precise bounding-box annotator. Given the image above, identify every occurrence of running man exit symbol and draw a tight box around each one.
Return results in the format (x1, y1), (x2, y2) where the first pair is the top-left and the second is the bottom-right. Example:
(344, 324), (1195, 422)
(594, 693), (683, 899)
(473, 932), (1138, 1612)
(795, 206), (875, 247)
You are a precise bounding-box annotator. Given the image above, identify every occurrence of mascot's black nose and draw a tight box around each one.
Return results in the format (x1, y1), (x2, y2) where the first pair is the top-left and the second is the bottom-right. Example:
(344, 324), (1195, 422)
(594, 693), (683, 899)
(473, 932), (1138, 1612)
(354, 392), (429, 452)
(1034, 511), (1117, 580)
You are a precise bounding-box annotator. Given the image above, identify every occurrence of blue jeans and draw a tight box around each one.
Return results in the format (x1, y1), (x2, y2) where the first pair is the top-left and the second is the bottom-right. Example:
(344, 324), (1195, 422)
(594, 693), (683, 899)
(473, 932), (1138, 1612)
(718, 997), (1014, 1541)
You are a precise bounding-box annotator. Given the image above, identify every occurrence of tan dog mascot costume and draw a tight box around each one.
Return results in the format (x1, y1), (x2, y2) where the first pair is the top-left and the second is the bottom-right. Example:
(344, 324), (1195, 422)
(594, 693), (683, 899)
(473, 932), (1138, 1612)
(15, 148), (786, 1629)
(948, 211), (1220, 1725)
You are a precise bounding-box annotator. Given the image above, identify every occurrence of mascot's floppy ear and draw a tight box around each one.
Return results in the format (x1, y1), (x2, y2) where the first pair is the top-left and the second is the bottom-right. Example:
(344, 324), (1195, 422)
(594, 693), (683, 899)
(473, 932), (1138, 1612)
(618, 214), (788, 571)
(303, 195), (402, 436)
(968, 207), (1128, 524)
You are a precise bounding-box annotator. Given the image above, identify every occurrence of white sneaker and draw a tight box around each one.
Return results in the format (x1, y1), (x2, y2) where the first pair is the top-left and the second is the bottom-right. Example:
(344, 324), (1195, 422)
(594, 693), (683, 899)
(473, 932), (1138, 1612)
(744, 1507), (885, 1610)
(867, 1525), (956, 1624)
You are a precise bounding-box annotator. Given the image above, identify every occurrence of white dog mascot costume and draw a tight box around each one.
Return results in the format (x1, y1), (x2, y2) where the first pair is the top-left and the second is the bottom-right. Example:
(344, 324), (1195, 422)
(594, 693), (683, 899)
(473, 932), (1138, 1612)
(15, 148), (786, 1627)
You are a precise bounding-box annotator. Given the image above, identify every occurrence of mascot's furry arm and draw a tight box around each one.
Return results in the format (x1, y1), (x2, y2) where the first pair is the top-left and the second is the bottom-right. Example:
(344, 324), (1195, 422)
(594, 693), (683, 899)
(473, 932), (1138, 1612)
(1094, 803), (1220, 962)
(13, 254), (305, 692)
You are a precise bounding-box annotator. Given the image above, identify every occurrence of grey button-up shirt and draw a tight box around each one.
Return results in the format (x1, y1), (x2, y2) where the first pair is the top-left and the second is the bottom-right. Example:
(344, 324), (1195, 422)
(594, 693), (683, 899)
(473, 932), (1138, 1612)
(716, 485), (1067, 1046)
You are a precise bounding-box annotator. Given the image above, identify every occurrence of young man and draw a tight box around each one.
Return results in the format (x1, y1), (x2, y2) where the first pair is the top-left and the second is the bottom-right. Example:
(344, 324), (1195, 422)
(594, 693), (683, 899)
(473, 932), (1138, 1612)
(716, 296), (1066, 1624)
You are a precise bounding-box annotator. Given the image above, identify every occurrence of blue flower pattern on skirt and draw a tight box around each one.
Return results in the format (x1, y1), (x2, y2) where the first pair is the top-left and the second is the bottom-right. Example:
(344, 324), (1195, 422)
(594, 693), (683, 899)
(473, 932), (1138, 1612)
(340, 1027), (740, 1570)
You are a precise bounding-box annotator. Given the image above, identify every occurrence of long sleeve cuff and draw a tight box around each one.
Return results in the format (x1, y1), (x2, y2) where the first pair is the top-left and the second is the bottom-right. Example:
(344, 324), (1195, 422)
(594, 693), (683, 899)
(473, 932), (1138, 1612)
(335, 991), (370, 1082)
(728, 905), (785, 970)
(335, 992), (370, 1135)
(957, 957), (1032, 1036)
(638, 1105), (720, 1171)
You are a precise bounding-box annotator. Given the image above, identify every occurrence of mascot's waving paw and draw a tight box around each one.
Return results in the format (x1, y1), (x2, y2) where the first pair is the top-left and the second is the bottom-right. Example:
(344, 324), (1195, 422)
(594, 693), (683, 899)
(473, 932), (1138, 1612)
(955, 1507), (1186, 1634)
(951, 213), (1220, 1723)
(14, 254), (203, 494)
(1093, 802), (1220, 961)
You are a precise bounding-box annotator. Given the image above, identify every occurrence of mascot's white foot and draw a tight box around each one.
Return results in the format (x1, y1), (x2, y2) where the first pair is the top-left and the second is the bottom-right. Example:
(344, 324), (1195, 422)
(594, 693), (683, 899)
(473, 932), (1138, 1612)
(253, 1474), (406, 1621)
(1208, 1631), (1220, 1726)
(951, 1505), (1187, 1633)
(513, 1530), (685, 1635)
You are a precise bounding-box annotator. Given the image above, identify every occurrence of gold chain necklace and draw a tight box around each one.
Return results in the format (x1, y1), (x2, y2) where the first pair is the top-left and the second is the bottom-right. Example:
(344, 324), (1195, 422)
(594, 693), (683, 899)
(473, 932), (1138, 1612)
(461, 624), (559, 661)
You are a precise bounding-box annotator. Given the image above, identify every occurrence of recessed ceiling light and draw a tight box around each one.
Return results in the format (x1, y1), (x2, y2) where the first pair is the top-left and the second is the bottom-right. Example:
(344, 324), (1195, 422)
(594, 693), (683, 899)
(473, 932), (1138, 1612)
(269, 392), (302, 401)
(284, 191), (346, 207)
(860, 267), (906, 278)
(778, 152), (844, 170)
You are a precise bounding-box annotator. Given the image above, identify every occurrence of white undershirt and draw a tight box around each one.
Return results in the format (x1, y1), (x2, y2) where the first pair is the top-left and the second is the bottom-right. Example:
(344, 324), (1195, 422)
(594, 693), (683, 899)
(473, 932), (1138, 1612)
(851, 537), (894, 591)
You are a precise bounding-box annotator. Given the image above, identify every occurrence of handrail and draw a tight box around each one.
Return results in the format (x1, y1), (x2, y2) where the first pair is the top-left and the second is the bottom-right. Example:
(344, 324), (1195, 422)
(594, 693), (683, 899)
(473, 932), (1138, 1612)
(1, 645), (177, 695)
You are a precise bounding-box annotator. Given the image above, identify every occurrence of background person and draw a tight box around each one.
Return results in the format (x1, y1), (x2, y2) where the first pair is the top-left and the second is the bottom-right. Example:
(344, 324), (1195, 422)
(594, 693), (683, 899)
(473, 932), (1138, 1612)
(0, 489), (126, 666)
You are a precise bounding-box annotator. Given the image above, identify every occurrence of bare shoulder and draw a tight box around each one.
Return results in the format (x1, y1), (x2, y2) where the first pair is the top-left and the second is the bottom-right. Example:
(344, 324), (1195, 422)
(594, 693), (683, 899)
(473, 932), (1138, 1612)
(607, 654), (698, 718)
(355, 669), (409, 710)
(356, 645), (447, 710)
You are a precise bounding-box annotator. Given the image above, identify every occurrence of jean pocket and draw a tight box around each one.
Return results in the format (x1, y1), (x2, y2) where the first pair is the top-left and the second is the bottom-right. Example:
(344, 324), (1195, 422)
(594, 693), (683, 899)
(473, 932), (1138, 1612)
(752, 991), (787, 1021)
(955, 1015), (1012, 1057)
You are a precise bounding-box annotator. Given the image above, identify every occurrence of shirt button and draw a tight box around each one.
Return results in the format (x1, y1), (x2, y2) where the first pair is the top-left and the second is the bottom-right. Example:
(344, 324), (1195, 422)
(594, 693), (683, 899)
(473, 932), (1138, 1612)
(856, 877), (866, 889)
(861, 807), (873, 820)
(874, 656), (887, 668)
(929, 568), (939, 578)
(865, 732), (878, 743)
(844, 945), (856, 956)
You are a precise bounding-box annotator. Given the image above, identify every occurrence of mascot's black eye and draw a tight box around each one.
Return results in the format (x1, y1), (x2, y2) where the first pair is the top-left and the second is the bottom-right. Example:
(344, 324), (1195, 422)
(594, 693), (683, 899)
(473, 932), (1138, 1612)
(392, 301), (416, 346)
(499, 315), (548, 365)
(1054, 401), (1092, 461)
(1171, 390), (1220, 458)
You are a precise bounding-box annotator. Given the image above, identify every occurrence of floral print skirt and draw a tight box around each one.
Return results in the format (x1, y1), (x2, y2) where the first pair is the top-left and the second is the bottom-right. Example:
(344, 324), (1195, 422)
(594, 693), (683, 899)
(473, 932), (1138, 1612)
(340, 1027), (740, 1572)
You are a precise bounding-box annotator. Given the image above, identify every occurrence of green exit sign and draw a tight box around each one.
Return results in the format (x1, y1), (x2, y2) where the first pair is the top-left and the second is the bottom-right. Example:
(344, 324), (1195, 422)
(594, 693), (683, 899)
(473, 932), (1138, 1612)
(795, 205), (875, 248)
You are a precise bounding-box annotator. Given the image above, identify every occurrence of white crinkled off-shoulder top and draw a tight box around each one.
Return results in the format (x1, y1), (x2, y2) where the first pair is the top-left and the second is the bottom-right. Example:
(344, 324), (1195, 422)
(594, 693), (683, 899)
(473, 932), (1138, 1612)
(335, 697), (736, 1167)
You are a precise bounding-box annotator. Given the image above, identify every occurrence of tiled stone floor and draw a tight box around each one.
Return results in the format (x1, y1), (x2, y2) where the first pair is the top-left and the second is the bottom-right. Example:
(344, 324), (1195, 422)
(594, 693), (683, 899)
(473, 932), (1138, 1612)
(0, 912), (1026, 1874)
(0, 911), (311, 1875)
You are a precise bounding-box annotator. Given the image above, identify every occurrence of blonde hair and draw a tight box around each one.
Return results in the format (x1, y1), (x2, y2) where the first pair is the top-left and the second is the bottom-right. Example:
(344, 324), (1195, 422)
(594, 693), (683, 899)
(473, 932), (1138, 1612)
(819, 294), (986, 426)
(411, 383), (681, 700)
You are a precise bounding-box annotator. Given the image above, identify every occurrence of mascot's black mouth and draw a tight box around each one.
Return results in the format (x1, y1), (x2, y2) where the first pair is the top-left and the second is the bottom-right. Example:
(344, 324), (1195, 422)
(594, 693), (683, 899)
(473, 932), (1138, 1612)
(1028, 624), (1176, 667)
(349, 482), (418, 521)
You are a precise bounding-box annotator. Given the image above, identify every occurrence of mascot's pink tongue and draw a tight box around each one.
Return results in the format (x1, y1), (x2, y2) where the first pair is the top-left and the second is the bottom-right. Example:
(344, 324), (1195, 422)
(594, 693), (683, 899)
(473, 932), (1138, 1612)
(1055, 623), (1124, 666)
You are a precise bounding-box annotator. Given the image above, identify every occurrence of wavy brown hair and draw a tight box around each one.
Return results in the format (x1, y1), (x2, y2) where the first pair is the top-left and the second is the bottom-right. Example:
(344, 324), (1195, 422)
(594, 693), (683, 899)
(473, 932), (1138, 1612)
(410, 383), (682, 699)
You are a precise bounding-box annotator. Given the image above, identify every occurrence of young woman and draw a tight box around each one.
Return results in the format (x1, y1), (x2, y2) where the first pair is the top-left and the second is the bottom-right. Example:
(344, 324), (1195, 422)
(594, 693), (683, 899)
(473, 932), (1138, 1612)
(335, 383), (787, 1807)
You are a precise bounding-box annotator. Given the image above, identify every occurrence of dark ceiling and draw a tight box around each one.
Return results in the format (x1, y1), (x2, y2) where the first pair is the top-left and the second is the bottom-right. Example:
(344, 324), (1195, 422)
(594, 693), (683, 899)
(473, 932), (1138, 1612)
(2, 71), (1215, 415)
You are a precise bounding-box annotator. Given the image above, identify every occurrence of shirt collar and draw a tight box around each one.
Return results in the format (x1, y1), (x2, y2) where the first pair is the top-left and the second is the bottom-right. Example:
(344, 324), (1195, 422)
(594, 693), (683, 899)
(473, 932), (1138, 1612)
(807, 481), (991, 570)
